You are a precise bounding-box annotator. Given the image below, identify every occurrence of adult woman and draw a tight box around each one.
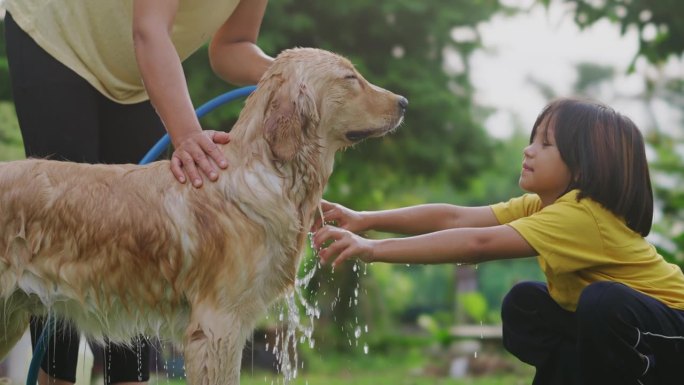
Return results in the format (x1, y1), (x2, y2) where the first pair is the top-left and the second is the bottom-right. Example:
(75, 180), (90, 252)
(3, 0), (273, 383)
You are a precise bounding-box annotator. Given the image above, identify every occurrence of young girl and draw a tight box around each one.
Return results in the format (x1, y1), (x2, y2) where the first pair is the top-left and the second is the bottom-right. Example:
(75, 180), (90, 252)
(313, 98), (684, 385)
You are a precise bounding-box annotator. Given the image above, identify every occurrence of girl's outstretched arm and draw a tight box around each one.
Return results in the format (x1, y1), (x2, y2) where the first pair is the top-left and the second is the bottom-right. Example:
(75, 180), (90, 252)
(315, 200), (501, 235)
(313, 224), (535, 267)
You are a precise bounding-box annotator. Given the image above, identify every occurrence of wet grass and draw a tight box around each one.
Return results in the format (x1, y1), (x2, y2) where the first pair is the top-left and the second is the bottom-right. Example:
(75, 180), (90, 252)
(150, 347), (533, 385)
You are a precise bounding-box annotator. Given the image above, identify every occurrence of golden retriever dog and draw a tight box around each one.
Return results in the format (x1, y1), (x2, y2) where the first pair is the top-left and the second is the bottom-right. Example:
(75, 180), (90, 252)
(0, 48), (406, 384)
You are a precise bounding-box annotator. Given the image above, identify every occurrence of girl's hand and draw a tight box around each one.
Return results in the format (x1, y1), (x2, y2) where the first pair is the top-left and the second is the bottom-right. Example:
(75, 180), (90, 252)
(313, 225), (375, 267)
(170, 130), (230, 187)
(313, 200), (366, 233)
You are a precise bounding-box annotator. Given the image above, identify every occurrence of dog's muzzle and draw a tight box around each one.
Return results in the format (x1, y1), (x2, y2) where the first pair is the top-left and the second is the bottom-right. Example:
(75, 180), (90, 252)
(345, 96), (408, 142)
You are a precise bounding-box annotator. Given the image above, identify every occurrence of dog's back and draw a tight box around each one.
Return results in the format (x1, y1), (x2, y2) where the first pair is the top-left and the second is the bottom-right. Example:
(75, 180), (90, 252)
(0, 159), (188, 341)
(0, 154), (303, 345)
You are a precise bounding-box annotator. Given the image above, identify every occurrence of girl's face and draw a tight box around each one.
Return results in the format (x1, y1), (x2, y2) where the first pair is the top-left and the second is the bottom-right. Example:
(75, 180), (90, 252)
(519, 120), (572, 206)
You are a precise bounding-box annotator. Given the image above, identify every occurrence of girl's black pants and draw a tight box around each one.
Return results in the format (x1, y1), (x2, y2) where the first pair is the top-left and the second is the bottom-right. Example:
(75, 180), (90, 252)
(502, 281), (684, 385)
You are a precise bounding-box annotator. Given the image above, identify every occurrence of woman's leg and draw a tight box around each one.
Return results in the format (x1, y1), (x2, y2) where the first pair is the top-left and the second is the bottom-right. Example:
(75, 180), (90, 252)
(501, 281), (580, 385)
(576, 281), (684, 385)
(29, 318), (80, 384)
(101, 337), (151, 385)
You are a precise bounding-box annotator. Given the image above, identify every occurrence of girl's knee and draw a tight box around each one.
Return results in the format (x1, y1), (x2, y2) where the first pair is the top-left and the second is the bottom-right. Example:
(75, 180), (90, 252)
(503, 281), (546, 306)
(501, 281), (547, 321)
(576, 281), (633, 324)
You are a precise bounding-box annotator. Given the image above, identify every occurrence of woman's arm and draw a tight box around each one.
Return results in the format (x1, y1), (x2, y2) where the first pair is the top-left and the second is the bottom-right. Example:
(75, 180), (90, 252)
(132, 0), (230, 187)
(208, 0), (273, 86)
(318, 200), (501, 235)
(313, 224), (536, 267)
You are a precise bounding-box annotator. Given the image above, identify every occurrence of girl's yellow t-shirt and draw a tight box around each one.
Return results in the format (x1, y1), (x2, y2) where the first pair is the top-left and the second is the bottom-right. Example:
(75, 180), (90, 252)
(491, 190), (684, 311)
(3, 0), (241, 104)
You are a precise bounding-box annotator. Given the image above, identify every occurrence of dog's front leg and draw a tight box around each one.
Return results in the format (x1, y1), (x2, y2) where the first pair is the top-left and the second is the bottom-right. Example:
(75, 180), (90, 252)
(183, 306), (250, 385)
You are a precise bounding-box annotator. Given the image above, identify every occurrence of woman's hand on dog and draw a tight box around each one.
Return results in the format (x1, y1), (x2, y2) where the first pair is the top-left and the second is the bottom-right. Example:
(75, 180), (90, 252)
(313, 225), (375, 267)
(171, 130), (230, 187)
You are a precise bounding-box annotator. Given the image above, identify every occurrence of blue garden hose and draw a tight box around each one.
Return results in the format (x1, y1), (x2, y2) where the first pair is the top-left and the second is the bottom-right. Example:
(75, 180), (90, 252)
(26, 85), (256, 385)
(139, 85), (256, 165)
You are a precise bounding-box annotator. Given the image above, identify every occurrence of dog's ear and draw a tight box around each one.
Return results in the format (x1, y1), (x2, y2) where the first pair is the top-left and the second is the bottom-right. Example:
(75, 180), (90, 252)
(264, 79), (318, 162)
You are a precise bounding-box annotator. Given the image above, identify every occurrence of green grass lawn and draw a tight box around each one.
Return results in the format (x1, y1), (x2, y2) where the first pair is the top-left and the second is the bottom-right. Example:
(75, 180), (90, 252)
(148, 346), (533, 385)
(239, 372), (530, 385)
(153, 372), (529, 385)
(152, 372), (529, 385)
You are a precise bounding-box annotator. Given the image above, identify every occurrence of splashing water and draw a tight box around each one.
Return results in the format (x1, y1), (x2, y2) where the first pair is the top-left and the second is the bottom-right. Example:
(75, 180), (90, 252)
(267, 233), (322, 383)
(350, 261), (369, 350)
(136, 336), (145, 381)
(264, 230), (372, 383)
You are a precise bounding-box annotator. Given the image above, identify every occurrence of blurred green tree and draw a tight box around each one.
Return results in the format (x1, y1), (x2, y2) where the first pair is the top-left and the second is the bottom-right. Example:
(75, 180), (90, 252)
(641, 77), (684, 268)
(0, 101), (22, 160)
(0, 15), (11, 102)
(546, 0), (684, 65)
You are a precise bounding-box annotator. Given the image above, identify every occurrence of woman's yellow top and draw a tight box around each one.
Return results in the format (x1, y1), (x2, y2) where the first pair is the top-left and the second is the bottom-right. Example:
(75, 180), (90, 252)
(4, 0), (241, 103)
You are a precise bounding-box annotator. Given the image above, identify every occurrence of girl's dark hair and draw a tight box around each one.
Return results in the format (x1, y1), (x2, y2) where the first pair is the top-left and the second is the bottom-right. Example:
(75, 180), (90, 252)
(530, 98), (654, 236)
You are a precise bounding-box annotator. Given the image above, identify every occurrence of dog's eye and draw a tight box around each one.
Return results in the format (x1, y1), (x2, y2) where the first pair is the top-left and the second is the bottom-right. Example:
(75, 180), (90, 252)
(344, 74), (357, 80)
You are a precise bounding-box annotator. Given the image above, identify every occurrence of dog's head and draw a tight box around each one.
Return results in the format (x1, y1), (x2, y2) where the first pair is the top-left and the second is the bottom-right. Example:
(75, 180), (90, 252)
(254, 48), (407, 162)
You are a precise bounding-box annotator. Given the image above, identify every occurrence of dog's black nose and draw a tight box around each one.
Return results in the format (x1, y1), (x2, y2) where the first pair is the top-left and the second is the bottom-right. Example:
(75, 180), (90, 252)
(398, 97), (408, 110)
